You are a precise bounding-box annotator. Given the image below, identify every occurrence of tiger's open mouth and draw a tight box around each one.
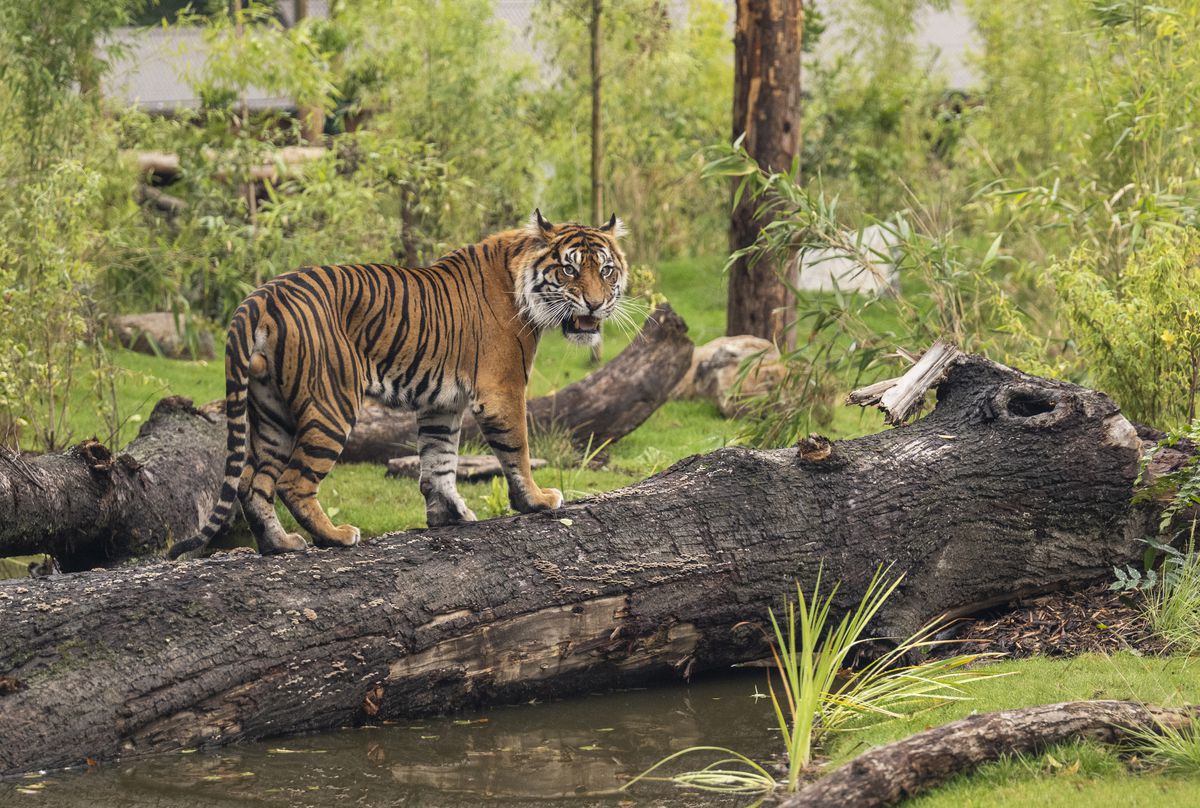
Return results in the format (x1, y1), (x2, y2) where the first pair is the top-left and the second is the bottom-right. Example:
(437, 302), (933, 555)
(562, 314), (601, 337)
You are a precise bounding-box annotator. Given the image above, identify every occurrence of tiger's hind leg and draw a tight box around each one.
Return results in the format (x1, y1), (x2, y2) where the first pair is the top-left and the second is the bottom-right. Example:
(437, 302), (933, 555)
(276, 404), (360, 549)
(417, 408), (476, 527)
(240, 371), (307, 554)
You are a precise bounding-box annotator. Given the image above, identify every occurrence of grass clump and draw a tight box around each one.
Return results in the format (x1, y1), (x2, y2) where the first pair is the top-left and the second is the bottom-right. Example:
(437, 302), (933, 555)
(1125, 715), (1200, 774)
(1144, 545), (1200, 656)
(624, 565), (1003, 797)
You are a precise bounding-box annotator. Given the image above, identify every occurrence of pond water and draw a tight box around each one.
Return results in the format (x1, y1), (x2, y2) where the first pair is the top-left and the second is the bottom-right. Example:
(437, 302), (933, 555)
(8, 672), (780, 807)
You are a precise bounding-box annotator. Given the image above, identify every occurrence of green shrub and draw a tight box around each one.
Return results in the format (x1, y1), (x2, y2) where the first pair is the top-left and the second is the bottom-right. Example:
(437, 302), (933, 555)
(1051, 230), (1200, 429)
(532, 0), (731, 263)
(0, 0), (136, 448)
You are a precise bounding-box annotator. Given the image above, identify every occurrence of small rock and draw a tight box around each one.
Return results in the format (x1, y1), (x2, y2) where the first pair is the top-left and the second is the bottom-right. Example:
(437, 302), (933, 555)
(673, 335), (787, 417)
(302, 608), (318, 621)
(112, 312), (215, 360)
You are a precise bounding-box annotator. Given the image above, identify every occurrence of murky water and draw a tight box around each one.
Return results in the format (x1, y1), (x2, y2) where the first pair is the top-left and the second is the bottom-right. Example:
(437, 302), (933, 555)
(7, 673), (779, 807)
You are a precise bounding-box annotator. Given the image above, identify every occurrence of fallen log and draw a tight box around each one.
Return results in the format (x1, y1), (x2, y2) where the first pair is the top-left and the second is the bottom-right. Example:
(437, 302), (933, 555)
(0, 351), (1155, 775)
(341, 301), (694, 463)
(134, 146), (328, 184)
(783, 700), (1200, 808)
(0, 398), (226, 572)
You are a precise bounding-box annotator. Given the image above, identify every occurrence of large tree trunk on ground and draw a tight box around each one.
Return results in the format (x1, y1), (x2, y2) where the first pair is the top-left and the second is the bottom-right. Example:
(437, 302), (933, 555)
(341, 302), (694, 463)
(727, 0), (803, 343)
(783, 700), (1200, 808)
(0, 398), (225, 571)
(0, 352), (1156, 776)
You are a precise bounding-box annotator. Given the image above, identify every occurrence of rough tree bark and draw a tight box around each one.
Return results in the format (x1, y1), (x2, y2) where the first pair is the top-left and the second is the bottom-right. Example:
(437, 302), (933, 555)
(727, 0), (802, 344)
(0, 352), (1152, 776)
(588, 0), (605, 366)
(783, 700), (1200, 808)
(341, 303), (694, 463)
(0, 306), (691, 565)
(0, 398), (225, 571)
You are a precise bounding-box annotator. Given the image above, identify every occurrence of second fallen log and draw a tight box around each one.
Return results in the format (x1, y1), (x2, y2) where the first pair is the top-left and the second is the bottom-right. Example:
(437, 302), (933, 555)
(341, 302), (694, 463)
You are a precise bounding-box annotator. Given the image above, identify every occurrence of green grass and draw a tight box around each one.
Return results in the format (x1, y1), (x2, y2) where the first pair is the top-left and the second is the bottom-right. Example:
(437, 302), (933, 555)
(1145, 536), (1200, 655)
(830, 653), (1200, 807)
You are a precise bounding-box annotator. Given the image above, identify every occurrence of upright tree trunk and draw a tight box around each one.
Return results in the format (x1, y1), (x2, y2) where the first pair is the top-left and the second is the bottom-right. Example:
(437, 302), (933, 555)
(589, 0), (605, 365)
(727, 0), (803, 345)
(292, 0), (325, 144)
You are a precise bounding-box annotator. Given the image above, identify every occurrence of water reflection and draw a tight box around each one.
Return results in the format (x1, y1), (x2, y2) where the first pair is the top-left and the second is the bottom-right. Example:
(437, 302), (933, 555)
(8, 672), (776, 807)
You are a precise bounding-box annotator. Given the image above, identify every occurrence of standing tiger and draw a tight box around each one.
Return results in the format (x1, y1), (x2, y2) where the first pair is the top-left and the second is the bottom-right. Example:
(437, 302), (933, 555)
(168, 210), (628, 559)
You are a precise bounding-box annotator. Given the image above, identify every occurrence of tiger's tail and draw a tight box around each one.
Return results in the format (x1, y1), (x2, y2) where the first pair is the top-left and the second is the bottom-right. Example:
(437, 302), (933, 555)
(167, 305), (257, 560)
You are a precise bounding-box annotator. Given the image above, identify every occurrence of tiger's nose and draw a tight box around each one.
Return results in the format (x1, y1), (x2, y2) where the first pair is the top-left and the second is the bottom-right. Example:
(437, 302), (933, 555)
(584, 297), (604, 314)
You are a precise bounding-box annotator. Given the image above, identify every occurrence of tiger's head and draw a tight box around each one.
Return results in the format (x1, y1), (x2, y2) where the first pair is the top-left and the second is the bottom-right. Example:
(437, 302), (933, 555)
(517, 209), (629, 347)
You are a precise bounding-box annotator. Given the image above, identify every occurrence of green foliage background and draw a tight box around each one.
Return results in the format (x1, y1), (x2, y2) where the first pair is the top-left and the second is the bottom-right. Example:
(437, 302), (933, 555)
(3, 0), (1200, 450)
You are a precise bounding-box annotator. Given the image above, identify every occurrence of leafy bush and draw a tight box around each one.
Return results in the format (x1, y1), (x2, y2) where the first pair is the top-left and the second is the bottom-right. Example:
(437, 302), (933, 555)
(703, 140), (1020, 446)
(965, 0), (1200, 277)
(0, 0), (136, 448)
(533, 0), (731, 262)
(1051, 230), (1200, 429)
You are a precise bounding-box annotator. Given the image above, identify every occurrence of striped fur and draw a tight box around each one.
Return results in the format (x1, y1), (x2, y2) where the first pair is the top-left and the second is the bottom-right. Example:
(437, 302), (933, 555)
(168, 211), (628, 558)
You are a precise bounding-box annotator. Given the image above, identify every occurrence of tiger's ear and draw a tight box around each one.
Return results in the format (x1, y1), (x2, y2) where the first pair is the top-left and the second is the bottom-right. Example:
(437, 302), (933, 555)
(599, 213), (628, 238)
(526, 208), (555, 241)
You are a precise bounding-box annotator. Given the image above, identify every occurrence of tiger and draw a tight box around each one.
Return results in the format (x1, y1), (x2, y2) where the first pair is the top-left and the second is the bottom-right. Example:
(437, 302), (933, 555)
(168, 210), (629, 559)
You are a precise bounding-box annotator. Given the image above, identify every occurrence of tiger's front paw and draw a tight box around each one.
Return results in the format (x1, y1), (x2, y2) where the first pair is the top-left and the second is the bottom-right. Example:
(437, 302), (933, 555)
(533, 487), (564, 511)
(511, 485), (563, 514)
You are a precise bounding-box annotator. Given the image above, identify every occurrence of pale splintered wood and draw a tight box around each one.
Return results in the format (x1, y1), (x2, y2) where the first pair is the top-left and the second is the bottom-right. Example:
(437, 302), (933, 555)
(847, 340), (964, 424)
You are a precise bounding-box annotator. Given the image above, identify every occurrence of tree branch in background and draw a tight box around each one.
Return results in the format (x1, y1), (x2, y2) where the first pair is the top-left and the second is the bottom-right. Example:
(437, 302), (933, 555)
(341, 302), (694, 463)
